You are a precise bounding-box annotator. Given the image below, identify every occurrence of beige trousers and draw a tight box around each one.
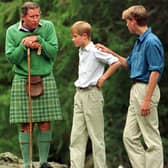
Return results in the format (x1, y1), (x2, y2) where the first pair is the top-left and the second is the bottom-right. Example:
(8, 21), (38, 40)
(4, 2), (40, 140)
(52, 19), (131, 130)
(123, 83), (163, 168)
(70, 87), (107, 168)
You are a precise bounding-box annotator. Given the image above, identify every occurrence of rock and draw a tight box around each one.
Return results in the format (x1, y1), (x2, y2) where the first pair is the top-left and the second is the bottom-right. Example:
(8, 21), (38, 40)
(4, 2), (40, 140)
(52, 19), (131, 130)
(0, 152), (19, 163)
(0, 152), (68, 168)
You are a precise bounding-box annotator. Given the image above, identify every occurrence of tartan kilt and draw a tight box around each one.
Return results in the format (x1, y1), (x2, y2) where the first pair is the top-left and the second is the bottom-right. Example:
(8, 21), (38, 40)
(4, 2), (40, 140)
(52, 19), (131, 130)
(9, 73), (63, 124)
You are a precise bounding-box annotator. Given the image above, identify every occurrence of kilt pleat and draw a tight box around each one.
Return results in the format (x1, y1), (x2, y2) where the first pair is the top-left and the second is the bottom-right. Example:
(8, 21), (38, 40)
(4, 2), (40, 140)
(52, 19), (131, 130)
(10, 74), (62, 123)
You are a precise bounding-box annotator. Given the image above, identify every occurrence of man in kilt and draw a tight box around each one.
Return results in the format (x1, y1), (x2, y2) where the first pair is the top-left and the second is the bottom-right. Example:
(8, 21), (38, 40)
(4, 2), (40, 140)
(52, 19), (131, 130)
(5, 2), (62, 168)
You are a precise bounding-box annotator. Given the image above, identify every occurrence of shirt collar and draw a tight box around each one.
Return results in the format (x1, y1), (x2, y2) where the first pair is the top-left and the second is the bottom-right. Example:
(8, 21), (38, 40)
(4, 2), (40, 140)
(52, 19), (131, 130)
(80, 41), (94, 52)
(138, 28), (151, 42)
(18, 21), (42, 32)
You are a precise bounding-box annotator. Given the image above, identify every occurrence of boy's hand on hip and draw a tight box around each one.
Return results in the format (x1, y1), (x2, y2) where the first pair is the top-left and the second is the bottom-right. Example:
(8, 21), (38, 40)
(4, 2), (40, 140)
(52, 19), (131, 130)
(97, 76), (106, 89)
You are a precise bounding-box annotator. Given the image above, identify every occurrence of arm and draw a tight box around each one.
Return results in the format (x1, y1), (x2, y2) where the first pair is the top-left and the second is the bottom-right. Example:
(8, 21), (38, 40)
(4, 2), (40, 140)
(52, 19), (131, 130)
(37, 21), (58, 60)
(141, 38), (164, 116)
(95, 43), (128, 68)
(97, 61), (121, 88)
(140, 71), (160, 116)
(5, 28), (26, 65)
(22, 21), (58, 60)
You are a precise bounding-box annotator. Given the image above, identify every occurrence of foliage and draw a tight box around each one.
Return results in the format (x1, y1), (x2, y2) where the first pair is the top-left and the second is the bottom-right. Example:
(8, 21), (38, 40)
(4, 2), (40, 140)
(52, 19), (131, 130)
(0, 0), (168, 167)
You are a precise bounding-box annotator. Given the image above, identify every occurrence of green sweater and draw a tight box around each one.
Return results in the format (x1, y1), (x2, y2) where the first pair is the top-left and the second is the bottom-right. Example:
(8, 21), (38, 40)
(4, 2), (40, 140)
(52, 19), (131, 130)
(5, 19), (58, 78)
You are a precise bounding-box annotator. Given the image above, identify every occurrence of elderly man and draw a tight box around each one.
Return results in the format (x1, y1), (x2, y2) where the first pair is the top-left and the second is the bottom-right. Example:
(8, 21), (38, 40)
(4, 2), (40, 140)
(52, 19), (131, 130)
(5, 2), (62, 168)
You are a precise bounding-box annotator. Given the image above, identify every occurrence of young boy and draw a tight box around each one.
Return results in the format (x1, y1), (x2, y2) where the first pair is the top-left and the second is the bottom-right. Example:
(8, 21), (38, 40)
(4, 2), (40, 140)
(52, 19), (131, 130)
(69, 21), (120, 168)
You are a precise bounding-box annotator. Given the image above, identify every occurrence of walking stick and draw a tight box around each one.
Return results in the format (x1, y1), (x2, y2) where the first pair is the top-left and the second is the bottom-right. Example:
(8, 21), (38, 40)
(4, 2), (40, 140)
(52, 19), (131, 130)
(27, 48), (33, 168)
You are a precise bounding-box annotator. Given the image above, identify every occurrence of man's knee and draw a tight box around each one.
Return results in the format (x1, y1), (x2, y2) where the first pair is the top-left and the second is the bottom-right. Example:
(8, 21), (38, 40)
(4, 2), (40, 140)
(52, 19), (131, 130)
(38, 122), (50, 131)
(21, 123), (35, 133)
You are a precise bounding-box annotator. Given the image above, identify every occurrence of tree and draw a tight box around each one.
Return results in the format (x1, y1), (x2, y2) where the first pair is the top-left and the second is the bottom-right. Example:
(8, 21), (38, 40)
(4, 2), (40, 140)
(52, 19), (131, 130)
(0, 0), (168, 167)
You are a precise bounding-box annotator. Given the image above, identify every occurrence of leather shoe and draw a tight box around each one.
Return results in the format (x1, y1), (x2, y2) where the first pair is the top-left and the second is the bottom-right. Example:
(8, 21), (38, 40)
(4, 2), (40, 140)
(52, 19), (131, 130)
(40, 163), (53, 168)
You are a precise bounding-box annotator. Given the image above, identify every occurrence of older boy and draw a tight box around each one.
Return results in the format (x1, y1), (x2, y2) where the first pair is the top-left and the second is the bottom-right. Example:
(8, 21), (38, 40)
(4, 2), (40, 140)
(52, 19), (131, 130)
(96, 5), (164, 168)
(69, 21), (120, 168)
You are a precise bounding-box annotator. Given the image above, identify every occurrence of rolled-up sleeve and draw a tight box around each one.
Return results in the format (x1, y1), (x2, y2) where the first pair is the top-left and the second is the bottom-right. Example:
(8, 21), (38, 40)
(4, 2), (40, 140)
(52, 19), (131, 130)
(146, 40), (164, 73)
(95, 49), (119, 65)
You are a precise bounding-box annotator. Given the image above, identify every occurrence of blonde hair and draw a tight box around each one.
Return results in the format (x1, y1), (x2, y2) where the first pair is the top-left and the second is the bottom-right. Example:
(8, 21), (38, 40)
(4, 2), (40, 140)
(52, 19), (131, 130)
(70, 21), (92, 39)
(122, 5), (148, 26)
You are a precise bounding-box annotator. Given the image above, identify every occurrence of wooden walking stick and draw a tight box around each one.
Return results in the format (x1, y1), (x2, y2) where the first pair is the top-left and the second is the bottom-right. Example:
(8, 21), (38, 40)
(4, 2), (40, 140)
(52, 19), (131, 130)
(27, 48), (33, 168)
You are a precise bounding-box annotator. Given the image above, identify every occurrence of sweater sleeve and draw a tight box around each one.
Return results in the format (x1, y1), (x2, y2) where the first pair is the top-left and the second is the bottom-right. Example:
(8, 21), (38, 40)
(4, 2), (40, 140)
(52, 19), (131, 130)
(5, 27), (27, 65)
(37, 21), (58, 61)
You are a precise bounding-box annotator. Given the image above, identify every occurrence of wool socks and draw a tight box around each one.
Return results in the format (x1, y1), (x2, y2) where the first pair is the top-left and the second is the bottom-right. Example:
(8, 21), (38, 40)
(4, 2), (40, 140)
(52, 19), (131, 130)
(38, 131), (52, 165)
(19, 132), (30, 168)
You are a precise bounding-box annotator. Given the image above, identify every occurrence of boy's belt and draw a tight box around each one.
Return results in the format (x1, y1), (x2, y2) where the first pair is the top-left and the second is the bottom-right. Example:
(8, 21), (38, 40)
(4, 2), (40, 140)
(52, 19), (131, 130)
(132, 79), (148, 84)
(77, 85), (97, 90)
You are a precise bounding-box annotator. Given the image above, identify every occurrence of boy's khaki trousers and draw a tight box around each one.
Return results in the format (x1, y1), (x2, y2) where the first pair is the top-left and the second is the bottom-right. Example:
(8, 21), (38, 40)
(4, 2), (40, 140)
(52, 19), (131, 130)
(70, 87), (107, 168)
(123, 83), (163, 168)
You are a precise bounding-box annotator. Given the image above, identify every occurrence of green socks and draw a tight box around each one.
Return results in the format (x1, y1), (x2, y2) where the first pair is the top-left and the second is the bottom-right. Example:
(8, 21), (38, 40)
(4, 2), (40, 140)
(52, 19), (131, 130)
(38, 131), (52, 165)
(19, 131), (52, 167)
(19, 132), (30, 168)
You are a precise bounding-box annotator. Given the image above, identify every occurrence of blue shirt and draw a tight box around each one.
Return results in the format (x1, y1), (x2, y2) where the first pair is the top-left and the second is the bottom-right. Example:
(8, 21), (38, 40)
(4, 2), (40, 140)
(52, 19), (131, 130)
(126, 28), (164, 82)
